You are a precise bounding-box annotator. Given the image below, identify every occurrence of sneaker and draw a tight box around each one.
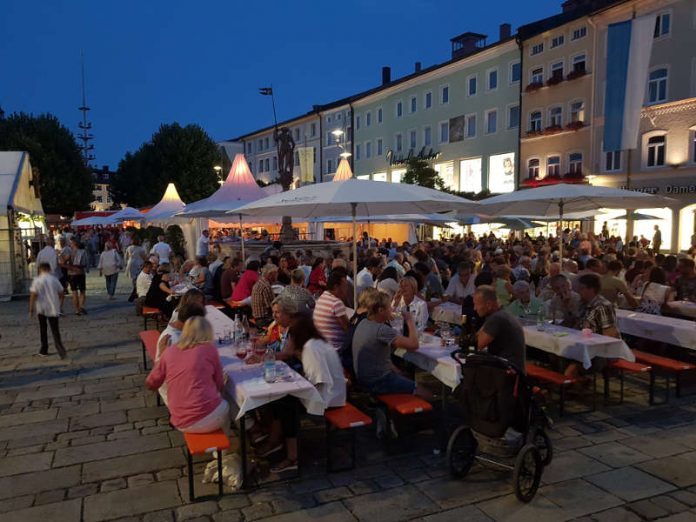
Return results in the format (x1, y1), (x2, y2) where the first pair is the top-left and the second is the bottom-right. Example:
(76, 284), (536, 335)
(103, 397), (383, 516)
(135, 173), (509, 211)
(270, 459), (298, 474)
(375, 408), (387, 440)
(33, 353), (49, 358)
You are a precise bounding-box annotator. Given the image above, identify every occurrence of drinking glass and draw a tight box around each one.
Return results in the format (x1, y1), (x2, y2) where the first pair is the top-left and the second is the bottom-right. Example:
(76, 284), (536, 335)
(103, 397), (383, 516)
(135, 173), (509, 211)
(235, 345), (247, 361)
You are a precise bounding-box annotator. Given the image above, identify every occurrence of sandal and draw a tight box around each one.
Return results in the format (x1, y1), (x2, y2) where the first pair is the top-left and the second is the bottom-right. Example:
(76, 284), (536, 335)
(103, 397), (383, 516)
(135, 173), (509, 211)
(270, 459), (298, 474)
(257, 443), (282, 458)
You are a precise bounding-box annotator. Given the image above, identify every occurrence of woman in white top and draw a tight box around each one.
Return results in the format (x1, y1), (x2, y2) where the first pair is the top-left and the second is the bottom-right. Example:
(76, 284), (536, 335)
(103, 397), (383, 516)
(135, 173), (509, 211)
(375, 266), (400, 299)
(637, 266), (671, 315)
(125, 237), (147, 300)
(98, 241), (123, 300)
(392, 276), (429, 333)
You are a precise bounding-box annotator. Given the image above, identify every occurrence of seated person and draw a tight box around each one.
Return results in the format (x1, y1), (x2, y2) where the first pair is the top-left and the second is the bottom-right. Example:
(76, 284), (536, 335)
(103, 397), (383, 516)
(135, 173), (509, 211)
(145, 316), (229, 434)
(473, 285), (526, 372)
(228, 260), (260, 308)
(279, 268), (315, 313)
(352, 291), (431, 398)
(251, 264), (278, 327)
(252, 296), (297, 361)
(544, 274), (582, 326)
(392, 276), (429, 333)
(505, 280), (543, 319)
(144, 265), (175, 318)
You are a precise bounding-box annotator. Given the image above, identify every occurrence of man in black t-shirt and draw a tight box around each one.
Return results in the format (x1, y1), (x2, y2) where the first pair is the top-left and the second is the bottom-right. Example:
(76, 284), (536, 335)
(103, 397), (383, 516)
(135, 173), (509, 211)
(473, 285), (526, 372)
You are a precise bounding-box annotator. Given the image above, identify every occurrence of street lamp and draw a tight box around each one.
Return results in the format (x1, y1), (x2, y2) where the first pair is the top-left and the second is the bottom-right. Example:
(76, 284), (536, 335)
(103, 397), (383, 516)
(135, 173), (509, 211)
(331, 128), (351, 158)
(214, 165), (223, 185)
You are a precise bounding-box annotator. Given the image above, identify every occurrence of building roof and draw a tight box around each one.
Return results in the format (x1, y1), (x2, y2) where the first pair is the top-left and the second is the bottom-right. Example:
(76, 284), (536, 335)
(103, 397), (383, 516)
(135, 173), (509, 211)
(518, 0), (626, 40)
(0, 151), (44, 216)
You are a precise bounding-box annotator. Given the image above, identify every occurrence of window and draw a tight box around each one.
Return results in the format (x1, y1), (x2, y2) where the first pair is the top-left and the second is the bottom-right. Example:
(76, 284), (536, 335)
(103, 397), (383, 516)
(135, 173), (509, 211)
(605, 150), (621, 171)
(654, 12), (671, 38)
(396, 101), (403, 117)
(551, 61), (564, 81)
(337, 113), (342, 121)
(366, 142), (372, 159)
(410, 96), (417, 113)
(258, 159), (263, 172)
(531, 67), (544, 84)
(529, 111), (542, 132)
(326, 115), (332, 123)
(573, 54), (586, 73)
(294, 128), (300, 141)
(528, 158), (540, 179)
(551, 35), (565, 48)
(510, 61), (521, 83)
(440, 121), (449, 143)
(508, 105), (520, 129)
(425, 91), (432, 109)
(327, 159), (333, 174)
(409, 130), (417, 150)
(265, 137), (269, 148)
(377, 107), (383, 123)
(366, 111), (371, 127)
(294, 151), (300, 167)
(355, 144), (361, 160)
(486, 110), (497, 134)
(424, 126), (432, 146)
(272, 157), (277, 171)
(549, 106), (563, 127)
(572, 26), (587, 40)
(647, 135), (666, 167)
(466, 114), (477, 138)
(395, 133), (403, 152)
(327, 132), (333, 146)
(310, 123), (316, 136)
(346, 126), (352, 141)
(258, 139), (263, 150)
(547, 155), (560, 176)
(570, 100), (585, 122)
(246, 142), (252, 153)
(568, 152), (583, 175)
(648, 68), (668, 104)
(441, 85), (449, 104)
(488, 69), (498, 90)
(468, 75), (477, 96)
(356, 115), (361, 130)
(531, 42), (544, 55)
(377, 138), (383, 156)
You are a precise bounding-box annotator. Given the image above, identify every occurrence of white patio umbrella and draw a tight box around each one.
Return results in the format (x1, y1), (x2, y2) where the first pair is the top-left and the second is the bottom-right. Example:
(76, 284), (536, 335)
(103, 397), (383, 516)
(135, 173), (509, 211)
(232, 178), (479, 304)
(479, 183), (675, 259)
(71, 215), (110, 226)
(611, 211), (662, 221)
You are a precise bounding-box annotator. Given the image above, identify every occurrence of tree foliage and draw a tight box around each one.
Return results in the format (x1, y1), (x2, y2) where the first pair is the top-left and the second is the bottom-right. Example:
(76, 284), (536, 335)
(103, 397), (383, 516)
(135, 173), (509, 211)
(0, 111), (93, 214)
(111, 123), (222, 207)
(402, 158), (446, 191)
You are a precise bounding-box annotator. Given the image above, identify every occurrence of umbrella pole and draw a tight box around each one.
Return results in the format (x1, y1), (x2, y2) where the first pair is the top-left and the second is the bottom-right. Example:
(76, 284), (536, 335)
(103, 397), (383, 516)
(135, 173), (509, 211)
(558, 200), (564, 262)
(352, 203), (358, 308)
(238, 214), (245, 263)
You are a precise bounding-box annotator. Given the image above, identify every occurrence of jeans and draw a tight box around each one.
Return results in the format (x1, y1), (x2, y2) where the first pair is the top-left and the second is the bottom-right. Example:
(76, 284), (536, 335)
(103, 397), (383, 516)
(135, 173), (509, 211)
(105, 273), (119, 296)
(38, 314), (67, 357)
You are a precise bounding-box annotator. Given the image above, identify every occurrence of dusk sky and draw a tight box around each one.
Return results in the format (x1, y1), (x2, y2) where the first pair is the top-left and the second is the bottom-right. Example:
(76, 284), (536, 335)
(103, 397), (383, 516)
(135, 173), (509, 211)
(2, 0), (561, 169)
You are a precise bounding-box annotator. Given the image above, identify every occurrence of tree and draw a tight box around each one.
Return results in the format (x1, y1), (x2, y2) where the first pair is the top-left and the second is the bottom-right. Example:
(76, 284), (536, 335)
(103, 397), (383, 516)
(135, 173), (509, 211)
(0, 112), (93, 214)
(402, 157), (446, 191)
(111, 123), (221, 207)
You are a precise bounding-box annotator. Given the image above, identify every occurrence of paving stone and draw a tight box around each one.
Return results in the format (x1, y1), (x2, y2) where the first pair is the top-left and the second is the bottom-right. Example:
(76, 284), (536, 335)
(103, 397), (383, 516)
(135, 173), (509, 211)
(34, 488), (65, 505)
(6, 432), (56, 448)
(128, 472), (155, 488)
(70, 434), (106, 447)
(57, 402), (101, 418)
(176, 500), (219, 520)
(577, 441), (652, 468)
(541, 450), (610, 483)
(128, 406), (170, 422)
(374, 473), (405, 489)
(143, 510), (175, 522)
(541, 478), (622, 518)
(345, 483), (438, 522)
(289, 477), (332, 495)
(68, 483), (99, 499)
(84, 481), (183, 521)
(652, 513), (696, 522)
(100, 397), (146, 413)
(241, 502), (274, 521)
(478, 493), (568, 522)
(0, 464), (81, 499)
(217, 495), (251, 510)
(416, 470), (510, 508)
(100, 477), (127, 492)
(254, 501), (355, 522)
(622, 435), (690, 458)
(0, 408), (58, 428)
(212, 510), (242, 522)
(83, 447), (184, 482)
(650, 495), (690, 515)
(53, 432), (171, 466)
(6, 443), (46, 456)
(157, 468), (183, 481)
(586, 467), (675, 502)
(1, 498), (82, 522)
(347, 480), (379, 495)
(0, 451), (53, 477)
(420, 505), (493, 522)
(637, 452), (696, 488)
(669, 490), (696, 508)
(0, 494), (34, 514)
(587, 506), (642, 521)
(0, 418), (68, 441)
(314, 486), (352, 503)
(13, 383), (83, 403)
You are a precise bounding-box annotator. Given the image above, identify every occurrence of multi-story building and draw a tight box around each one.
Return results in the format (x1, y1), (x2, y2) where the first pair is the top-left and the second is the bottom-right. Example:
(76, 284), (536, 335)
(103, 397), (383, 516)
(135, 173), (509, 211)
(518, 1), (606, 189)
(91, 165), (114, 211)
(319, 102), (354, 181)
(590, 0), (696, 251)
(353, 26), (520, 195)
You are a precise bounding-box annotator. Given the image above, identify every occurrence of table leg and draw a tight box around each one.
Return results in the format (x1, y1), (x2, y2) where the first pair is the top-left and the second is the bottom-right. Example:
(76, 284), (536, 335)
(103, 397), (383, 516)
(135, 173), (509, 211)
(438, 382), (449, 453)
(239, 415), (248, 489)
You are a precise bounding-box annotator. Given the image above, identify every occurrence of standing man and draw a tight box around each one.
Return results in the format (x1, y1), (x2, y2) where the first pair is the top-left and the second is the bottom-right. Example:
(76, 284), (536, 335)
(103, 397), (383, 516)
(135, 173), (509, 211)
(151, 235), (172, 266)
(36, 237), (60, 280)
(29, 263), (67, 359)
(652, 225), (662, 253)
(197, 229), (210, 257)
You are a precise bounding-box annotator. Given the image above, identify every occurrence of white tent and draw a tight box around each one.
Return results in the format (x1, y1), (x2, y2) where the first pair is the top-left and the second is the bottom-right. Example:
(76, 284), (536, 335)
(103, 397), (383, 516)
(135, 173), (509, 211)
(144, 183), (186, 223)
(71, 215), (111, 226)
(102, 206), (145, 224)
(0, 152), (44, 299)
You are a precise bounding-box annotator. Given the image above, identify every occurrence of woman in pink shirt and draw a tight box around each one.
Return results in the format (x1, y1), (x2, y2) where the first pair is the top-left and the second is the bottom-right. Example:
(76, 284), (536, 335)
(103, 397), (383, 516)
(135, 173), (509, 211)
(146, 316), (229, 433)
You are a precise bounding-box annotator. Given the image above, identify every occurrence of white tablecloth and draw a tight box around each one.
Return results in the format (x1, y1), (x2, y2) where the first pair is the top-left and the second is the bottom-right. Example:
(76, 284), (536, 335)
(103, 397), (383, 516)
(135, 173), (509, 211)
(432, 302), (463, 324)
(617, 309), (696, 350)
(523, 324), (634, 370)
(205, 306), (324, 420)
(665, 301), (696, 319)
(394, 334), (460, 389)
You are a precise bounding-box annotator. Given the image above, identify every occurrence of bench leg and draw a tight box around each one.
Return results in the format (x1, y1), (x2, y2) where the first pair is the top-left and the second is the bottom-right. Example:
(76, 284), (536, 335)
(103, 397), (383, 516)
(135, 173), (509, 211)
(156, 392), (161, 407)
(142, 343), (148, 371)
(187, 449), (195, 502)
(217, 448), (224, 497)
(325, 420), (333, 472)
(559, 386), (565, 417)
(619, 371), (625, 403)
(676, 373), (682, 398)
(592, 373), (597, 412)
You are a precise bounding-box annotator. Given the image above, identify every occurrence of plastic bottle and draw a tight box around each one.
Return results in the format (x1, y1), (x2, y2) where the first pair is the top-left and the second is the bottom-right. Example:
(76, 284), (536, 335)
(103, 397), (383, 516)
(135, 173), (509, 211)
(263, 347), (276, 383)
(233, 314), (243, 342)
(536, 307), (546, 331)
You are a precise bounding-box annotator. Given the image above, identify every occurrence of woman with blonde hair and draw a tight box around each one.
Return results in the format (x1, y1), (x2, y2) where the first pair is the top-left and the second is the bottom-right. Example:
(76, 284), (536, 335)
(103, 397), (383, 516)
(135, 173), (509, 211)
(392, 276), (429, 333)
(146, 316), (228, 433)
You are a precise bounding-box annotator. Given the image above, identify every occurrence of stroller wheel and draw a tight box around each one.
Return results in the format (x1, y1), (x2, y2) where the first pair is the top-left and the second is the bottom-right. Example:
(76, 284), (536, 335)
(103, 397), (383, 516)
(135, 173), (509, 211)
(533, 429), (553, 466)
(513, 444), (542, 503)
(446, 426), (477, 478)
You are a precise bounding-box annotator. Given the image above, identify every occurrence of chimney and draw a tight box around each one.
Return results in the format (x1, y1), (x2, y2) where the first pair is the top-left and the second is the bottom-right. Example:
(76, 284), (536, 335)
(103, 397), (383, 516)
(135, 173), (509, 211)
(499, 23), (511, 40)
(415, 62), (422, 73)
(382, 66), (391, 85)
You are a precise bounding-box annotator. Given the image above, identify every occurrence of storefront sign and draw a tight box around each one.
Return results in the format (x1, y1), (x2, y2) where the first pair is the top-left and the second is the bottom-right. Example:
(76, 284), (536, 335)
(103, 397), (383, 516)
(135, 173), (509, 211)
(488, 152), (515, 193)
(460, 158), (482, 193)
(619, 184), (696, 195)
(385, 147), (440, 166)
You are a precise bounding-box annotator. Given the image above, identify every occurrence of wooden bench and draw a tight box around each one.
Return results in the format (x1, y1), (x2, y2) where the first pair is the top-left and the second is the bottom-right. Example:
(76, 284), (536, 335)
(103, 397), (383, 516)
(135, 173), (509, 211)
(139, 330), (160, 371)
(376, 394), (432, 453)
(183, 430), (230, 502)
(604, 359), (653, 404)
(325, 403), (372, 472)
(526, 363), (595, 416)
(142, 306), (162, 330)
(633, 350), (695, 399)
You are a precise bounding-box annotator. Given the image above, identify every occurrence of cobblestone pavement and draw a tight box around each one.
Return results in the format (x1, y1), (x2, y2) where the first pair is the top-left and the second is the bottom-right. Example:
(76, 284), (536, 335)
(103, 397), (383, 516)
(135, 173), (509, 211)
(2, 273), (696, 521)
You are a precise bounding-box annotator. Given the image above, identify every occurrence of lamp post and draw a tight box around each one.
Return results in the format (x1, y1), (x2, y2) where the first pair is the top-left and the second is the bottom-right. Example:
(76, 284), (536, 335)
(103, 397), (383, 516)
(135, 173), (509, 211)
(214, 165), (223, 185)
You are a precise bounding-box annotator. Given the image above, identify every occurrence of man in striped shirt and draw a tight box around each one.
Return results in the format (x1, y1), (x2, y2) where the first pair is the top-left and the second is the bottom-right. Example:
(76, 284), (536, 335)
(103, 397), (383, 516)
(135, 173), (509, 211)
(251, 264), (278, 327)
(313, 270), (350, 350)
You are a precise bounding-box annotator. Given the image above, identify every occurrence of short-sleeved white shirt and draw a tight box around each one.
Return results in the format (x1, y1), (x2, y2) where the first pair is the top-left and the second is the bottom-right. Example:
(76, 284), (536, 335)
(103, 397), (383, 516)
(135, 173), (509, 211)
(301, 338), (346, 408)
(30, 273), (63, 317)
(151, 241), (172, 264)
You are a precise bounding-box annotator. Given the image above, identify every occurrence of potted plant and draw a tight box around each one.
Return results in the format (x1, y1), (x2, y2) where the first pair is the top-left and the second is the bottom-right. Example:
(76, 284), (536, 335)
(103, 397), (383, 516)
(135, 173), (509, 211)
(525, 129), (544, 137)
(566, 121), (585, 131)
(566, 69), (587, 81)
(546, 75), (564, 86)
(544, 125), (563, 135)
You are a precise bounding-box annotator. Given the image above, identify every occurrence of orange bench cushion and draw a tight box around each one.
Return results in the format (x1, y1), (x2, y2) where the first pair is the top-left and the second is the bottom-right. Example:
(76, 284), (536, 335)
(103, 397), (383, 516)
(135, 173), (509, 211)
(632, 350), (696, 372)
(139, 330), (160, 362)
(376, 394), (432, 415)
(526, 363), (576, 386)
(325, 403), (373, 429)
(142, 306), (161, 315)
(608, 359), (651, 373)
(183, 430), (231, 455)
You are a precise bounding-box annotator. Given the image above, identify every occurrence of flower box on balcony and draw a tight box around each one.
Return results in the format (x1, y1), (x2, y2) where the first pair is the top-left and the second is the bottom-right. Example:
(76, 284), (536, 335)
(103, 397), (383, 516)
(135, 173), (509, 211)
(525, 129), (544, 137)
(563, 172), (585, 182)
(546, 75), (564, 86)
(544, 125), (563, 135)
(525, 81), (544, 93)
(566, 69), (587, 81)
(565, 121), (585, 131)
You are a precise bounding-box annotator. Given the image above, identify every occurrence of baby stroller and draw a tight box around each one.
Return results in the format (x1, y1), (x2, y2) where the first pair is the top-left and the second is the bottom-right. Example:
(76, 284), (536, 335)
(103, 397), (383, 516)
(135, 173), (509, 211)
(447, 351), (552, 502)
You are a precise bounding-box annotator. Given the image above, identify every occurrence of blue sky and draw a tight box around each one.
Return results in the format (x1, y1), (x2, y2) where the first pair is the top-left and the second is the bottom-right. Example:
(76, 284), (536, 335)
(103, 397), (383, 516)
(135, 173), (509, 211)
(1, 0), (561, 168)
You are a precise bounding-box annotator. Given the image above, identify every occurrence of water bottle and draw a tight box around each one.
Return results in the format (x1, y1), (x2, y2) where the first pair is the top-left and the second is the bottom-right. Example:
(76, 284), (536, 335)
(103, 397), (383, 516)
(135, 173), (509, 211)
(536, 307), (545, 331)
(263, 347), (276, 383)
(233, 314), (243, 342)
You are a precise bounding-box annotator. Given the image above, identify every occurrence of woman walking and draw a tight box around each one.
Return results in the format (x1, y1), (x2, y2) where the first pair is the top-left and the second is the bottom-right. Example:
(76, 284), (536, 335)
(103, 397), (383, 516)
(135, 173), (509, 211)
(126, 237), (147, 302)
(98, 241), (123, 300)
